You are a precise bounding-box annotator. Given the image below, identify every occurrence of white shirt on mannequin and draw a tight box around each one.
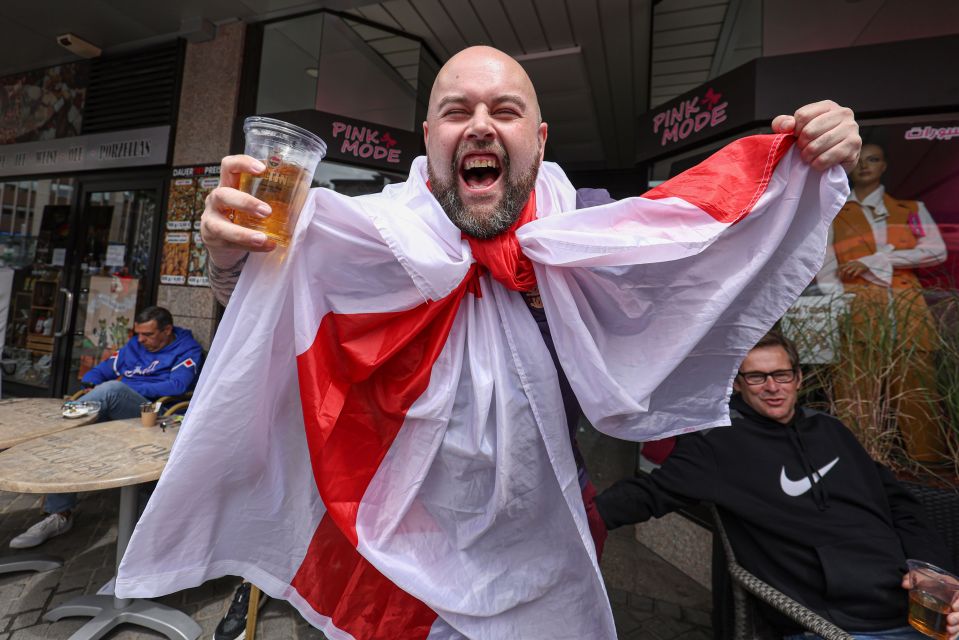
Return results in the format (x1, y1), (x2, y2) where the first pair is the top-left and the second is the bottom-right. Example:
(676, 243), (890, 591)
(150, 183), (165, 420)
(817, 184), (946, 293)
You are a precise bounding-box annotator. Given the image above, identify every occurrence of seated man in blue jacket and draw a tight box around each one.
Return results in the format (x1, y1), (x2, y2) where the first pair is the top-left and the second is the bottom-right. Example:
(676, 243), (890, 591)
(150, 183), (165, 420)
(9, 305), (202, 549)
(596, 331), (959, 640)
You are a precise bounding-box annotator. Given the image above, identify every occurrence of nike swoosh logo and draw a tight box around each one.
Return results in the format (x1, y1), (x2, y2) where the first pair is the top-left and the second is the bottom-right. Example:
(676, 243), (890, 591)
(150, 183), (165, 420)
(780, 457), (839, 497)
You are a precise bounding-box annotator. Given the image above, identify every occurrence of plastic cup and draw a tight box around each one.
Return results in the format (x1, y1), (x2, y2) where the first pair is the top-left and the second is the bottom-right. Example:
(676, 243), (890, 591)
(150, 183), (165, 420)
(907, 559), (959, 639)
(140, 402), (158, 427)
(233, 117), (327, 247)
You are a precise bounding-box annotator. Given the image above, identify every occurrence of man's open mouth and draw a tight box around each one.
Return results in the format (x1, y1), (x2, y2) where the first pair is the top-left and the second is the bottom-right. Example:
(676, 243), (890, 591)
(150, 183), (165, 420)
(460, 154), (502, 190)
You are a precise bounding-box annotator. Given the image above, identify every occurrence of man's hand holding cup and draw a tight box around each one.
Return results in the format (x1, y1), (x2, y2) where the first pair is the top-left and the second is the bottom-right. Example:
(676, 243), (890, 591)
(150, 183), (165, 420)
(200, 154), (276, 270)
(201, 117), (327, 268)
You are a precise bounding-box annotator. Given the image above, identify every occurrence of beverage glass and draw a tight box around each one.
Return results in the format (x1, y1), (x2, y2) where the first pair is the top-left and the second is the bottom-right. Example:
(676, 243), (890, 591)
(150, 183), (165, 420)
(140, 402), (158, 428)
(907, 559), (959, 640)
(233, 117), (327, 247)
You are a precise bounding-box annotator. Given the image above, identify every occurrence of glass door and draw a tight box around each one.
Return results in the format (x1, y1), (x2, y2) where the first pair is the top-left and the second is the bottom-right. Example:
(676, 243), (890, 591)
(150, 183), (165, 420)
(57, 185), (162, 397)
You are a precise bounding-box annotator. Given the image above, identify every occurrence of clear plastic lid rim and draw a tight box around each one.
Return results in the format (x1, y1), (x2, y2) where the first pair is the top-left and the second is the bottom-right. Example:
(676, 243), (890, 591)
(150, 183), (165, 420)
(243, 116), (327, 154)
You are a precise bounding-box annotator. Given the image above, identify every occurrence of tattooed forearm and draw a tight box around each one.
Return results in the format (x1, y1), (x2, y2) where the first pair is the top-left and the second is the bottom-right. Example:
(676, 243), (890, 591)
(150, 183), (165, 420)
(207, 253), (249, 306)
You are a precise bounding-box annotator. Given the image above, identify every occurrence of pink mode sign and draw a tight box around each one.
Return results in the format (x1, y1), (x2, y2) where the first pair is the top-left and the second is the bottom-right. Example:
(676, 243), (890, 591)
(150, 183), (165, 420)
(330, 121), (402, 164)
(652, 88), (728, 148)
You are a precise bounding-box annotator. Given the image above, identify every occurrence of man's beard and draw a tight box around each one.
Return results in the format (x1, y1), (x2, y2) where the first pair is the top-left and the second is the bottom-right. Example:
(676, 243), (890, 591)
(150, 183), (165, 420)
(428, 141), (540, 240)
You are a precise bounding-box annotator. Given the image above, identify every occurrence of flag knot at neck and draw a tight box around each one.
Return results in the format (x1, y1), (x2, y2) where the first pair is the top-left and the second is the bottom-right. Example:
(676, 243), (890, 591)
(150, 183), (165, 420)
(466, 190), (538, 293)
(464, 264), (485, 298)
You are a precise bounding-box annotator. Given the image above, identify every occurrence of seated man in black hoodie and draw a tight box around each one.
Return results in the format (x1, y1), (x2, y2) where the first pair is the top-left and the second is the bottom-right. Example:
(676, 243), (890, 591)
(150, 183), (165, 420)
(596, 331), (959, 640)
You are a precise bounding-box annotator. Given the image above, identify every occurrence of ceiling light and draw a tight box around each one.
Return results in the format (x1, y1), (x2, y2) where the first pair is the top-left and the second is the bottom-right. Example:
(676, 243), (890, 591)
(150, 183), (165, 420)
(305, 68), (319, 79)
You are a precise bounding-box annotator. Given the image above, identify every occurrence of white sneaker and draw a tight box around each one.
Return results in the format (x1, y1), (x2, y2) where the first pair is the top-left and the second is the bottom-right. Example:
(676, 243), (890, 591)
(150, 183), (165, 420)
(9, 513), (73, 549)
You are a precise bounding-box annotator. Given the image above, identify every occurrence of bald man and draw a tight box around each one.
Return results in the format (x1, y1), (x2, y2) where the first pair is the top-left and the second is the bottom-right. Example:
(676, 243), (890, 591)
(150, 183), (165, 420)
(200, 45), (860, 556)
(118, 46), (865, 640)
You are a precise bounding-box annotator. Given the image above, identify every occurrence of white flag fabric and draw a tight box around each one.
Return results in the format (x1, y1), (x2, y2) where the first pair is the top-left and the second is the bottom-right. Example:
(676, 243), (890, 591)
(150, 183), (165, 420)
(116, 134), (848, 639)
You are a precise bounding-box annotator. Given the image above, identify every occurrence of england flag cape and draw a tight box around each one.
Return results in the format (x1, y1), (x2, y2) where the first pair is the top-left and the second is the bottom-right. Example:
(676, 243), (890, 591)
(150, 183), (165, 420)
(116, 134), (848, 639)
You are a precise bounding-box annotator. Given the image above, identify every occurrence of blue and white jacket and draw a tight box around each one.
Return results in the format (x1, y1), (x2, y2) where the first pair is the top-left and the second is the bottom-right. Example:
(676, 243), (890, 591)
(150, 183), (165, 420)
(82, 327), (202, 399)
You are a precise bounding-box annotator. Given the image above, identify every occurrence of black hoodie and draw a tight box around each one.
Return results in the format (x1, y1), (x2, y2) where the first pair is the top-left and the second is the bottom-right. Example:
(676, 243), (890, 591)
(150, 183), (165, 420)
(595, 395), (953, 633)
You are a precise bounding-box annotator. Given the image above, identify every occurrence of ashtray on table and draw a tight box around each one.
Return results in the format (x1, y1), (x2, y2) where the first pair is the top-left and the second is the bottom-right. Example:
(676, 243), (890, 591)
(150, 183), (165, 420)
(61, 400), (102, 419)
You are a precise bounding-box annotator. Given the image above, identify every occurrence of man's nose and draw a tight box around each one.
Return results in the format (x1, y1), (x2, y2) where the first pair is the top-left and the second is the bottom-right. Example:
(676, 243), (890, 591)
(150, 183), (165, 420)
(761, 376), (780, 392)
(466, 108), (495, 141)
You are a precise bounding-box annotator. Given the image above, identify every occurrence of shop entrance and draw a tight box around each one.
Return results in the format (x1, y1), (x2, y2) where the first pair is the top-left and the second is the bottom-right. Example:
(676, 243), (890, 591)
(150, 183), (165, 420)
(1, 177), (163, 398)
(59, 182), (163, 397)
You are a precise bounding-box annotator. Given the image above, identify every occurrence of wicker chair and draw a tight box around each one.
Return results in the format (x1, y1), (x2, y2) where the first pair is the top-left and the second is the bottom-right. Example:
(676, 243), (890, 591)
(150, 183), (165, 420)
(710, 505), (853, 640)
(901, 481), (959, 569)
(711, 483), (959, 640)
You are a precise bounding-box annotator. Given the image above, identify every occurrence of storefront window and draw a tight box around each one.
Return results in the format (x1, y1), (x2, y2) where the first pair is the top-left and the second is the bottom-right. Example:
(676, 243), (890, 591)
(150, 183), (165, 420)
(0, 178), (72, 240)
(780, 119), (959, 481)
(0, 181), (160, 394)
(0, 178), (76, 389)
(256, 11), (436, 132)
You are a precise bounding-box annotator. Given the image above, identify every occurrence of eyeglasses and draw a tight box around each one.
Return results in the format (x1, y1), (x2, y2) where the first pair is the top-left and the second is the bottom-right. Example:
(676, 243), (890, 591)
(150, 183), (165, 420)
(737, 369), (797, 385)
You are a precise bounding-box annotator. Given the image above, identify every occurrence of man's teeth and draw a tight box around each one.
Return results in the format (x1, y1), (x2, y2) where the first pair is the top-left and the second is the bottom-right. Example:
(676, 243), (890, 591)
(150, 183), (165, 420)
(463, 158), (499, 170)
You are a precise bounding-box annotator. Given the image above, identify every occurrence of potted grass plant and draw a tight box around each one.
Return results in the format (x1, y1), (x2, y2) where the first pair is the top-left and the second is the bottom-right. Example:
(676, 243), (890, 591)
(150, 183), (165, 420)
(781, 288), (957, 484)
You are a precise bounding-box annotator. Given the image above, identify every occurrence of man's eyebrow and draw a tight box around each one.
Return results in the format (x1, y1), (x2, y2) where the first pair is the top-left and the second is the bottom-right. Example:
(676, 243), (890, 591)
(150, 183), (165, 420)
(497, 94), (529, 111)
(436, 95), (467, 110)
(436, 94), (529, 111)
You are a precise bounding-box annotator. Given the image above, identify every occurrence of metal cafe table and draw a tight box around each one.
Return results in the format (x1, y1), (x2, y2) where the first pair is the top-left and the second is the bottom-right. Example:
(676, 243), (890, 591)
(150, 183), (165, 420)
(0, 418), (201, 640)
(0, 397), (100, 574)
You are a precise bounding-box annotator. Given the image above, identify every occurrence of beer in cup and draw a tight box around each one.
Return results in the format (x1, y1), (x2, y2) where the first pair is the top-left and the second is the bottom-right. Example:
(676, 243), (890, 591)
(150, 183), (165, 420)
(907, 559), (959, 639)
(234, 117), (327, 247)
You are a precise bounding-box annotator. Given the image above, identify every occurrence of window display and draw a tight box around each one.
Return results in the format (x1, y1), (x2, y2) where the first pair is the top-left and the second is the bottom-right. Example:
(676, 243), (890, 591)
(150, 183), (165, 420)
(783, 120), (959, 476)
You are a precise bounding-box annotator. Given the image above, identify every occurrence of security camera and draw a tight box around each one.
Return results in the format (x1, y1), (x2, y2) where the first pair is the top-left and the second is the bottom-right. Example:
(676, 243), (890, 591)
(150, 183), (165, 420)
(56, 33), (102, 58)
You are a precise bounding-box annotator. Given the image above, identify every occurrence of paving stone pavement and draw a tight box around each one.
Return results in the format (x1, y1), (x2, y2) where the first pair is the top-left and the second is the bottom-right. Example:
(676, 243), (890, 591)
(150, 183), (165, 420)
(0, 429), (712, 639)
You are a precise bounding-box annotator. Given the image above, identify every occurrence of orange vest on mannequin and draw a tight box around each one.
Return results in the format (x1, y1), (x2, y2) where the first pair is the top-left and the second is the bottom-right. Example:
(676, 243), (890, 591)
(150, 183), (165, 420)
(832, 192), (935, 350)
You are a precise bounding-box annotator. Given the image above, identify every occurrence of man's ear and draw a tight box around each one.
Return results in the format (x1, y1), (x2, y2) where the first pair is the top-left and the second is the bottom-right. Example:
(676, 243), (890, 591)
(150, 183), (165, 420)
(732, 377), (741, 394)
(537, 121), (548, 163)
(422, 122), (429, 148)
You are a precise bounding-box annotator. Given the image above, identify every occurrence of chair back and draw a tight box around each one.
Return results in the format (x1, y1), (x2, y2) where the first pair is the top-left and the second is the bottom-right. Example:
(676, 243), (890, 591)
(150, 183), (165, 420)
(903, 482), (959, 569)
(710, 505), (854, 640)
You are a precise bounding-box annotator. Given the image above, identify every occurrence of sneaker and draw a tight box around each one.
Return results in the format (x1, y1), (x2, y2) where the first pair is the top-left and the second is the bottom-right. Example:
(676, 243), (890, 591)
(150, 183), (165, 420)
(213, 582), (269, 640)
(9, 512), (73, 549)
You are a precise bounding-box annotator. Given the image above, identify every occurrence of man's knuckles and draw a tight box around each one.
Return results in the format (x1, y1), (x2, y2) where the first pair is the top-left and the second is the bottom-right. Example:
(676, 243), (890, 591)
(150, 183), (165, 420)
(791, 103), (832, 129)
(796, 106), (856, 139)
(207, 186), (264, 215)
